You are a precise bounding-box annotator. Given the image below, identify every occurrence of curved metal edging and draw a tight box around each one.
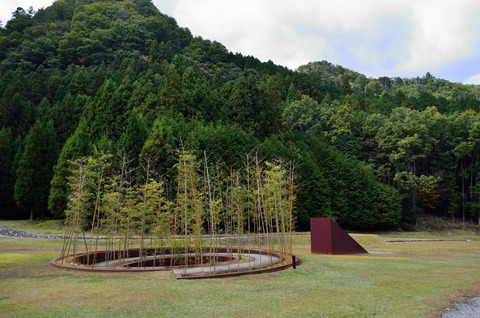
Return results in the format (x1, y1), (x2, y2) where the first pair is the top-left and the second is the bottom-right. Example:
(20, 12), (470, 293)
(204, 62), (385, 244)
(51, 248), (300, 278)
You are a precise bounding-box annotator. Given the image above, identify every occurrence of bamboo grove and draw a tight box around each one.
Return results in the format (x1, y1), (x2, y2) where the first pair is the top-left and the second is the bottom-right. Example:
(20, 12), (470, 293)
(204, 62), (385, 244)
(59, 148), (296, 274)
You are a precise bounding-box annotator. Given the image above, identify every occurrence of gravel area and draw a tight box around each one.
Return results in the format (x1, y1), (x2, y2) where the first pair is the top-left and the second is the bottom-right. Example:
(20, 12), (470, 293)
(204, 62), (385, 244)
(442, 296), (480, 318)
(0, 225), (63, 239)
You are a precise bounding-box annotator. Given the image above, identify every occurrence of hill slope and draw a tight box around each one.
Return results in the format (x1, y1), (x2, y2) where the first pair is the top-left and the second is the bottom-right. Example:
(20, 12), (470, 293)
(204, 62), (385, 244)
(0, 0), (479, 230)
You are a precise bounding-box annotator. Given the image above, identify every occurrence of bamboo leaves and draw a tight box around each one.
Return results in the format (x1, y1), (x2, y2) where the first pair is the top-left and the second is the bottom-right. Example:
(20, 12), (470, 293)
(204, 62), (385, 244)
(61, 147), (297, 271)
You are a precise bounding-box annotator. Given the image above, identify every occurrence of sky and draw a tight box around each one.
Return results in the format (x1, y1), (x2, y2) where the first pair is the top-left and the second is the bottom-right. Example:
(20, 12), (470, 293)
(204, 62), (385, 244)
(1, 0), (480, 84)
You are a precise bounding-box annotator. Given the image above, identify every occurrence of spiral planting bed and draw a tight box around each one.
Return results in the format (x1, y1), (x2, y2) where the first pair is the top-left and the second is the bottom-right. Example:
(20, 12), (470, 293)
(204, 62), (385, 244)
(52, 246), (299, 279)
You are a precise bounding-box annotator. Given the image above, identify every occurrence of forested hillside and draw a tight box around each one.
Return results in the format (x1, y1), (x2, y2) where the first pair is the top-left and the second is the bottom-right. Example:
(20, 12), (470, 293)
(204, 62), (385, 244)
(1, 0), (479, 230)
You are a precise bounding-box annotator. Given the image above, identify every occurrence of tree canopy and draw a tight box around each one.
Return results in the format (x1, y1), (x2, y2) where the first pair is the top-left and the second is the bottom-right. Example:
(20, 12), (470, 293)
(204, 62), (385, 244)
(1, 0), (480, 230)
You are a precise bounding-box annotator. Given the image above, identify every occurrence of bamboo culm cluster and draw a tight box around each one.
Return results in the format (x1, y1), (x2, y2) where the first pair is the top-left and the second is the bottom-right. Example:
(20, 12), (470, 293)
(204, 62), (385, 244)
(60, 148), (296, 273)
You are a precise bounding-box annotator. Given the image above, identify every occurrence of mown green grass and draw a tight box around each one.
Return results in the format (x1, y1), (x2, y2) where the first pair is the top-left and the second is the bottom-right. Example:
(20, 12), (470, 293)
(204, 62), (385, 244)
(1, 223), (480, 317)
(0, 220), (66, 236)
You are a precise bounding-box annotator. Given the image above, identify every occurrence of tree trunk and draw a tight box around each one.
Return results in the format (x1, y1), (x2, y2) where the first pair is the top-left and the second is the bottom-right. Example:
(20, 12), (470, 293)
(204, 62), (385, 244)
(412, 186), (416, 226)
(29, 207), (34, 221)
(462, 161), (465, 228)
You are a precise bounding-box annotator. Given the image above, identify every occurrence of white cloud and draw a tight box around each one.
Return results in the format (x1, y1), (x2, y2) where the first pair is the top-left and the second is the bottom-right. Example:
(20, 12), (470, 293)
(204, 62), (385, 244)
(0, 0), (54, 26)
(397, 2), (476, 74)
(166, 0), (480, 81)
(464, 74), (480, 85)
(1, 0), (479, 83)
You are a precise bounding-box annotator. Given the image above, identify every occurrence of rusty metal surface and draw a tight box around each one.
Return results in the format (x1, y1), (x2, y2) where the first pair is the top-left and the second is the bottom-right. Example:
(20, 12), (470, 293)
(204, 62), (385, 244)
(310, 218), (368, 255)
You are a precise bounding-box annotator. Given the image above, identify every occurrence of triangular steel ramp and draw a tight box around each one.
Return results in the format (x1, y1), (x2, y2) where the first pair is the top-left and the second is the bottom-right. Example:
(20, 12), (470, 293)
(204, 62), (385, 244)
(310, 218), (368, 254)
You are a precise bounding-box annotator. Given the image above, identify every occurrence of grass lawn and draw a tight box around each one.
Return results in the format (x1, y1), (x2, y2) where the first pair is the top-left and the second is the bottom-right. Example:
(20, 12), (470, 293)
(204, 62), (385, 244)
(1, 221), (480, 317)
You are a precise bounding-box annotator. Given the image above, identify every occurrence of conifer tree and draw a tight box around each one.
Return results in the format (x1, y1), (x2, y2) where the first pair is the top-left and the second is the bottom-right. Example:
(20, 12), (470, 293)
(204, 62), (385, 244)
(14, 120), (58, 220)
(49, 122), (91, 218)
(82, 79), (117, 141)
(159, 64), (183, 113)
(139, 117), (176, 182)
(119, 108), (148, 169)
(0, 128), (16, 218)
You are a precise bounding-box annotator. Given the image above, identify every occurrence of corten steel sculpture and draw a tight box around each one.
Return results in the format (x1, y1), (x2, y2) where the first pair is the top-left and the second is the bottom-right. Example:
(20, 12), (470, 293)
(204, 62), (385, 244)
(310, 218), (368, 254)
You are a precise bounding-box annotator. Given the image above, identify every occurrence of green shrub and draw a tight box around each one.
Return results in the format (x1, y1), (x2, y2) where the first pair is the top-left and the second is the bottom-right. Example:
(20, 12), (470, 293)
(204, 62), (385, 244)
(401, 222), (416, 232)
(34, 220), (63, 228)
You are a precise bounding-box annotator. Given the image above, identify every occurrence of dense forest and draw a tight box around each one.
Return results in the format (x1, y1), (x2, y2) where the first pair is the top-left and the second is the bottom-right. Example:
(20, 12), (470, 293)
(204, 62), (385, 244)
(1, 0), (480, 231)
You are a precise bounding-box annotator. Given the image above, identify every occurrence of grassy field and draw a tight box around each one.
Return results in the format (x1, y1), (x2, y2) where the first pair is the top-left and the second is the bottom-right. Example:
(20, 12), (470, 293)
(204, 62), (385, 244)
(1, 221), (480, 317)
